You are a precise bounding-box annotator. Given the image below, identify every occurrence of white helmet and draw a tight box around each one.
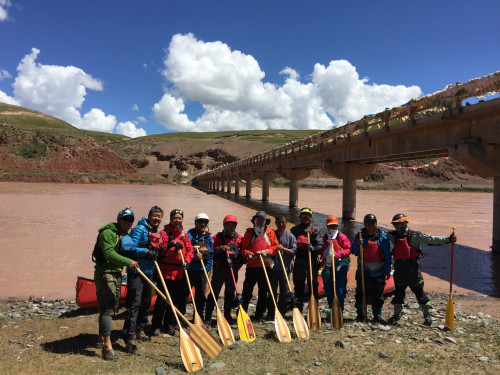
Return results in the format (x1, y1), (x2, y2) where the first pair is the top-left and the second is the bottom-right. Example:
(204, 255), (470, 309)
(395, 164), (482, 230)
(195, 213), (209, 222)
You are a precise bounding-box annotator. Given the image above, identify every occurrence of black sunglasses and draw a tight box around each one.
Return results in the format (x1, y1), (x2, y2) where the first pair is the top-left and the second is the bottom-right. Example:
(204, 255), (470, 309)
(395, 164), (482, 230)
(196, 220), (209, 225)
(121, 216), (134, 223)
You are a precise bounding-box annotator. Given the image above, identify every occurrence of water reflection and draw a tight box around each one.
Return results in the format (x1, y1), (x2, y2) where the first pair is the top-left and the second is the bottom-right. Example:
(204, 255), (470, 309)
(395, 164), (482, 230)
(205, 188), (500, 297)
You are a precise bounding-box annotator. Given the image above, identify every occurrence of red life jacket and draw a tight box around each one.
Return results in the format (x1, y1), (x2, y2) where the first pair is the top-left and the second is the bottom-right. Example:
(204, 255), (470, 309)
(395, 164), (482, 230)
(363, 240), (384, 262)
(148, 231), (162, 250)
(246, 231), (272, 268)
(392, 237), (420, 259)
(296, 224), (315, 250)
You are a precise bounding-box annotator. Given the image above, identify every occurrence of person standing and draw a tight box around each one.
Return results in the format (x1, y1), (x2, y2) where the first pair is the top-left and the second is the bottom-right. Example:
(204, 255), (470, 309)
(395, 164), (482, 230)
(270, 214), (297, 318)
(351, 214), (391, 323)
(152, 209), (193, 336)
(320, 216), (351, 316)
(94, 207), (138, 361)
(187, 213), (214, 323)
(241, 211), (278, 320)
(206, 215), (243, 325)
(122, 206), (164, 351)
(291, 208), (323, 313)
(386, 213), (457, 326)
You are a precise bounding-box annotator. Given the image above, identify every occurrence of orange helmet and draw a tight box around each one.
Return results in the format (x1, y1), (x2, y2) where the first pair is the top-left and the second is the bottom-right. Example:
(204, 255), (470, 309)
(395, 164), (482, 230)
(326, 216), (339, 226)
(391, 213), (409, 223)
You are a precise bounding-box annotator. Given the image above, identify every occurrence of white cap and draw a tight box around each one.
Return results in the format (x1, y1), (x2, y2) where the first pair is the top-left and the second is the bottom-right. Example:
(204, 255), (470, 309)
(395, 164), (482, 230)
(195, 213), (209, 221)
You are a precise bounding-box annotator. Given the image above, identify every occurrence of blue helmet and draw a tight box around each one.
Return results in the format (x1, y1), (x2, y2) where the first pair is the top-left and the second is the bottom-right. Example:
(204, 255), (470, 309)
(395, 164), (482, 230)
(118, 207), (134, 218)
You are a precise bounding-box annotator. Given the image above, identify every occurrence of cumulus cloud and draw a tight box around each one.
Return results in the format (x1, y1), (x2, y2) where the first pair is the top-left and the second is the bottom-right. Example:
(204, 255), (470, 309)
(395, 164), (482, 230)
(0, 69), (11, 80)
(153, 33), (421, 132)
(0, 0), (12, 22)
(0, 90), (19, 105)
(115, 121), (147, 138)
(0, 48), (146, 136)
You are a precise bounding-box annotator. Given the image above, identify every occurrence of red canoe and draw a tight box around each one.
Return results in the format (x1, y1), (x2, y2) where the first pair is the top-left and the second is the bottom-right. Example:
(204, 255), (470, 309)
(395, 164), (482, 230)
(75, 276), (157, 311)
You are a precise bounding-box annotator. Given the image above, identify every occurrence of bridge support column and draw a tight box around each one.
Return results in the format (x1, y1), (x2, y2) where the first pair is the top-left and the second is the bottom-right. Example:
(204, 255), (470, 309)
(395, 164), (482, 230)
(241, 174), (253, 198)
(342, 179), (357, 220)
(289, 179), (299, 208)
(234, 179), (240, 195)
(262, 175), (270, 202)
(277, 169), (311, 207)
(227, 178), (232, 194)
(215, 181), (220, 191)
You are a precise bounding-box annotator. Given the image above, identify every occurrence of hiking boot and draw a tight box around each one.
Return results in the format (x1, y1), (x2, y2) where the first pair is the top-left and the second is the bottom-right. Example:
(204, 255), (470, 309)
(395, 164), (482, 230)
(420, 302), (432, 326)
(152, 328), (161, 337)
(166, 325), (176, 336)
(355, 315), (365, 322)
(136, 329), (150, 341)
(225, 316), (236, 325)
(125, 340), (138, 353)
(102, 348), (118, 361)
(388, 304), (403, 325)
(372, 316), (387, 325)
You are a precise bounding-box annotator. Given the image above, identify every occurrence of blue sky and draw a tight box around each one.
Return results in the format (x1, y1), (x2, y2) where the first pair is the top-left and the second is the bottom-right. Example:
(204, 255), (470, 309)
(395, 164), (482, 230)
(0, 1), (498, 137)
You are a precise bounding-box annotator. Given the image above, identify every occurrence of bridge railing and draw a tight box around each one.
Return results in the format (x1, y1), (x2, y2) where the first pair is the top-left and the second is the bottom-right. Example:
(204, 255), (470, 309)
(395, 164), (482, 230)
(197, 71), (500, 180)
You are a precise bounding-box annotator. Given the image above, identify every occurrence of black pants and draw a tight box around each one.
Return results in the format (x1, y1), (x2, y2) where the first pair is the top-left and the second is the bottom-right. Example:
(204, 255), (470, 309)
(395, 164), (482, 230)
(205, 265), (237, 320)
(269, 267), (290, 318)
(242, 267), (269, 318)
(123, 273), (152, 341)
(152, 278), (187, 330)
(391, 259), (429, 305)
(188, 270), (208, 319)
(293, 256), (320, 311)
(354, 269), (386, 317)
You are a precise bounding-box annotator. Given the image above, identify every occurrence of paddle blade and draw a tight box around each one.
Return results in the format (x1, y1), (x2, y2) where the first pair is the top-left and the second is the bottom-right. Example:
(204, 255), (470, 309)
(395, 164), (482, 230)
(187, 323), (222, 359)
(274, 309), (292, 343)
(292, 307), (309, 339)
(179, 329), (203, 372)
(331, 297), (343, 329)
(193, 312), (205, 327)
(445, 292), (454, 330)
(216, 309), (235, 346)
(307, 295), (321, 330)
(237, 306), (256, 343)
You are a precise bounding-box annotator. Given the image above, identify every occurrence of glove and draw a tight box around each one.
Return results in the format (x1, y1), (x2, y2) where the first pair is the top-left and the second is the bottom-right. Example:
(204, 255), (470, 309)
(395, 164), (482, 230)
(232, 293), (244, 308)
(168, 241), (183, 251)
(200, 249), (210, 261)
(145, 248), (158, 260)
(183, 261), (189, 270)
(307, 243), (314, 252)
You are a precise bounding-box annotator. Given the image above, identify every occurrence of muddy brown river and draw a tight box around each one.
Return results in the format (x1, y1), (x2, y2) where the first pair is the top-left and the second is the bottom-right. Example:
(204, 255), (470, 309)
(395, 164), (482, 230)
(0, 182), (498, 299)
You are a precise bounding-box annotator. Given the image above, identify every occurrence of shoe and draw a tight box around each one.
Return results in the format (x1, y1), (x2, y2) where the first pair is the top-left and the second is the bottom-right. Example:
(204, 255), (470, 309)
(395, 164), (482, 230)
(152, 328), (161, 337)
(125, 340), (138, 353)
(224, 315), (236, 325)
(423, 316), (432, 326)
(136, 329), (150, 341)
(355, 315), (365, 322)
(265, 315), (274, 322)
(388, 315), (401, 325)
(166, 325), (175, 336)
(373, 316), (386, 325)
(102, 349), (118, 361)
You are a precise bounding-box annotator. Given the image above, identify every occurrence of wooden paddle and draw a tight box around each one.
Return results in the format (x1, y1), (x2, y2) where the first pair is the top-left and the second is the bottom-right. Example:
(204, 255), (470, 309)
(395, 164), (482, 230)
(152, 266), (203, 372)
(258, 254), (292, 342)
(330, 242), (343, 328)
(180, 247), (204, 327)
(445, 227), (456, 330)
(305, 229), (321, 330)
(276, 249), (309, 339)
(199, 258), (235, 346)
(228, 258), (255, 343)
(138, 266), (222, 359)
(359, 230), (367, 322)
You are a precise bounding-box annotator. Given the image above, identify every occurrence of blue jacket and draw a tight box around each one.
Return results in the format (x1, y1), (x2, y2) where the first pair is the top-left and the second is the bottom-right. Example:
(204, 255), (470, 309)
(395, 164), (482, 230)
(125, 217), (159, 276)
(187, 228), (214, 271)
(351, 228), (391, 276)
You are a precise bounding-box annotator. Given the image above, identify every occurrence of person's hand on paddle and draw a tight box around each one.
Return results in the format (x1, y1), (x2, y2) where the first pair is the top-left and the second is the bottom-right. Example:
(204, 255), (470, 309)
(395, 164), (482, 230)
(129, 260), (139, 270)
(334, 252), (341, 260)
(449, 233), (457, 243)
(307, 243), (314, 252)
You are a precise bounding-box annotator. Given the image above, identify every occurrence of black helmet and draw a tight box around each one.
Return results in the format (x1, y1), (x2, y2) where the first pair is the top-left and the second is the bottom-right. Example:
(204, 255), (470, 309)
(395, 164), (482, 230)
(392, 213), (409, 223)
(363, 214), (377, 223)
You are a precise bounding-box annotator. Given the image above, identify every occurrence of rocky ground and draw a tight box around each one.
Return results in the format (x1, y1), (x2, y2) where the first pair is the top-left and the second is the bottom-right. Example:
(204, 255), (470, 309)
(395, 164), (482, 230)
(1, 290), (498, 374)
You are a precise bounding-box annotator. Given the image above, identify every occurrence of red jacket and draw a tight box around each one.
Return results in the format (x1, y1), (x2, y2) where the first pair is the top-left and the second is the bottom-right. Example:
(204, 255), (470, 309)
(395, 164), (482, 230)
(241, 227), (278, 268)
(321, 232), (351, 259)
(158, 224), (193, 280)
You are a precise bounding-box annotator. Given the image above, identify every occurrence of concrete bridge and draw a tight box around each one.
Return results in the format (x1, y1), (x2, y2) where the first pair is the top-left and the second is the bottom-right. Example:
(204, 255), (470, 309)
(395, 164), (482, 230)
(193, 72), (500, 252)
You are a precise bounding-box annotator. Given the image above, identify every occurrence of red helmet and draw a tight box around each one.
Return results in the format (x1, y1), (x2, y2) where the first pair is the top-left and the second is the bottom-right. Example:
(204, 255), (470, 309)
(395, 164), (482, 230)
(326, 216), (339, 226)
(223, 215), (238, 224)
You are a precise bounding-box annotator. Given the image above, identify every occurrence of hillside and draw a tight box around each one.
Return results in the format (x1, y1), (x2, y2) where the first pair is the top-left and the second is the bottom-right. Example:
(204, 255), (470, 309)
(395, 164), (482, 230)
(0, 102), (493, 189)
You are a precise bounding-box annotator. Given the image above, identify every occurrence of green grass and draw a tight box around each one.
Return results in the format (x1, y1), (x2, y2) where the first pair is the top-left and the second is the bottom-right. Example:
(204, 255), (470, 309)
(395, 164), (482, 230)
(10, 141), (48, 160)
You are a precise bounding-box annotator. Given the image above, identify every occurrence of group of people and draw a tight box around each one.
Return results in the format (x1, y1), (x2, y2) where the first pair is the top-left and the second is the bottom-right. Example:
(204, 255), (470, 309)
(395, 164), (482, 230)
(93, 206), (456, 361)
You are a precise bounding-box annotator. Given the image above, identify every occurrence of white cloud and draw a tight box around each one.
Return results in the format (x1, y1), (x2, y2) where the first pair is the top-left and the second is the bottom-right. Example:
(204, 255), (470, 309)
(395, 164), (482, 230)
(115, 121), (147, 138)
(1, 48), (141, 135)
(132, 103), (139, 111)
(137, 116), (146, 123)
(0, 0), (12, 22)
(153, 33), (421, 132)
(0, 69), (11, 80)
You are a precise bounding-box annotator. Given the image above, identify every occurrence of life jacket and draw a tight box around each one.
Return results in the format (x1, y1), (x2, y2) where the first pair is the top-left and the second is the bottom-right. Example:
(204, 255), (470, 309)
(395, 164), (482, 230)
(138, 224), (162, 251)
(295, 224), (315, 256)
(246, 230), (272, 268)
(363, 239), (384, 262)
(214, 232), (240, 267)
(191, 232), (211, 260)
(391, 231), (420, 259)
(159, 226), (185, 265)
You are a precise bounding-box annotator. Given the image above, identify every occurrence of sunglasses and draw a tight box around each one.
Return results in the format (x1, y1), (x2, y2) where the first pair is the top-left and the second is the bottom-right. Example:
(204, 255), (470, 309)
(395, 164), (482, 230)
(121, 216), (134, 223)
(197, 220), (209, 225)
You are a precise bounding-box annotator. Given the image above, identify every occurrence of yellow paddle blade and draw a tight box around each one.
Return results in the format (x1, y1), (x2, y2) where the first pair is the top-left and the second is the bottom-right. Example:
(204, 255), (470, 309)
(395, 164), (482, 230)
(292, 307), (310, 339)
(445, 292), (454, 330)
(237, 306), (256, 343)
(307, 295), (321, 330)
(179, 329), (203, 372)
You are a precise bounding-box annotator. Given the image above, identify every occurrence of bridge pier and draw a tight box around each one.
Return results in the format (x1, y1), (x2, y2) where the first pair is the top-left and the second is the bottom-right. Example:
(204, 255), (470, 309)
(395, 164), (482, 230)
(241, 174), (253, 198)
(227, 178), (232, 194)
(262, 176), (270, 202)
(234, 179), (240, 195)
(342, 179), (357, 220)
(289, 179), (299, 208)
(277, 169), (311, 207)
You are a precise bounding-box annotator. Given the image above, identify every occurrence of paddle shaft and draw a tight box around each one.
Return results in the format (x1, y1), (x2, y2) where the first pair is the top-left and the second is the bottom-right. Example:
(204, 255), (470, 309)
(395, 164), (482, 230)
(305, 230), (314, 288)
(258, 254), (278, 310)
(199, 258), (222, 313)
(359, 230), (367, 321)
(180, 249), (199, 316)
(449, 227), (456, 293)
(277, 249), (293, 293)
(155, 262), (183, 329)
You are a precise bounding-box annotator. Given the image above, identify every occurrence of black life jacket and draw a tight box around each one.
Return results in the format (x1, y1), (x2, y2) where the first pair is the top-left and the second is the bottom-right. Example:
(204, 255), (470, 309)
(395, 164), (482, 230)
(214, 232), (240, 266)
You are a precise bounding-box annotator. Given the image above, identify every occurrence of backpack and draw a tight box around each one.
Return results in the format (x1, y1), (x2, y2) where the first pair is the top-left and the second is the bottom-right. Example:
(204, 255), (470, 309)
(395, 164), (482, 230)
(91, 233), (105, 263)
